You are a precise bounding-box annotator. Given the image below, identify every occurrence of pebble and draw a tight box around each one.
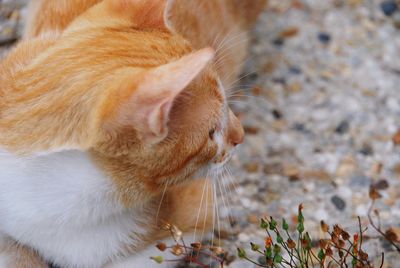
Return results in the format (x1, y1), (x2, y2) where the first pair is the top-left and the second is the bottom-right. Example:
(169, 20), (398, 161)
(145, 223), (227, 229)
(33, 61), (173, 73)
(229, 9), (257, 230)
(359, 143), (374, 156)
(393, 12), (400, 28)
(271, 109), (283, 120)
(392, 130), (400, 145)
(314, 208), (329, 221)
(372, 179), (390, 190)
(237, 233), (250, 243)
(380, 1), (398, 17)
(336, 156), (357, 177)
(317, 32), (331, 44)
(350, 175), (371, 187)
(288, 66), (302, 75)
(243, 163), (259, 173)
(335, 120), (350, 134)
(331, 195), (346, 211)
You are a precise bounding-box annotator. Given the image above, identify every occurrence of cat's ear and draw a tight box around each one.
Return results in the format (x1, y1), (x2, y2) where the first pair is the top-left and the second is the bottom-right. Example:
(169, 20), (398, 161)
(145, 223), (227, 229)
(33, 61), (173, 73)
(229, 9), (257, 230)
(108, 48), (215, 144)
(67, 0), (173, 32)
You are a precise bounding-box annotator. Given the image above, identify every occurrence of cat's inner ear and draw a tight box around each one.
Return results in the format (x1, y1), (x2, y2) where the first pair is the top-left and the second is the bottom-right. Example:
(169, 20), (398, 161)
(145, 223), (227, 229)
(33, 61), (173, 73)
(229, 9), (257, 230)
(113, 48), (215, 144)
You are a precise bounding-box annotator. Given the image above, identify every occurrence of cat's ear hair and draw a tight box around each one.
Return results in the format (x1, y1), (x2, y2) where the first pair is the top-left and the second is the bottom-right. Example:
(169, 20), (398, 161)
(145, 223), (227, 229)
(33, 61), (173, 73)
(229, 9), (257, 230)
(109, 48), (215, 144)
(67, 0), (174, 32)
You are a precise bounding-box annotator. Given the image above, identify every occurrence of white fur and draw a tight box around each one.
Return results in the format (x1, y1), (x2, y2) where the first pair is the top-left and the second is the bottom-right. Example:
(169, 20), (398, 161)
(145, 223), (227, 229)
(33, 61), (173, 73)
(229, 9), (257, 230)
(0, 149), (149, 268)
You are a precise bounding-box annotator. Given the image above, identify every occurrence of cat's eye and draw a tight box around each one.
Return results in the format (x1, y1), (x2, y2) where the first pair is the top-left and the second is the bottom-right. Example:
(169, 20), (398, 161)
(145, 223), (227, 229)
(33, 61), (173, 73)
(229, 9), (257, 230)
(209, 128), (216, 139)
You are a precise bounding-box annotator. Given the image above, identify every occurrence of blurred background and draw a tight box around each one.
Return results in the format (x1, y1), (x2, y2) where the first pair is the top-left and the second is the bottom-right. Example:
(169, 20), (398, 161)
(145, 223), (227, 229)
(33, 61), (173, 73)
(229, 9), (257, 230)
(0, 0), (399, 267)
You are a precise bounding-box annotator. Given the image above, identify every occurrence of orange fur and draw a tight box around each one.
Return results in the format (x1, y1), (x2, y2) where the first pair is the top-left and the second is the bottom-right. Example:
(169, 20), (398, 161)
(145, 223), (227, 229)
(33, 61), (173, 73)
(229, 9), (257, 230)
(24, 0), (267, 87)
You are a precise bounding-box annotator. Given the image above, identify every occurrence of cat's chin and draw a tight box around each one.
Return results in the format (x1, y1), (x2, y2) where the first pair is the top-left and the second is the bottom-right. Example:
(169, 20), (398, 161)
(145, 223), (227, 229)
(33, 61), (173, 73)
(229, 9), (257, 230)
(191, 152), (234, 181)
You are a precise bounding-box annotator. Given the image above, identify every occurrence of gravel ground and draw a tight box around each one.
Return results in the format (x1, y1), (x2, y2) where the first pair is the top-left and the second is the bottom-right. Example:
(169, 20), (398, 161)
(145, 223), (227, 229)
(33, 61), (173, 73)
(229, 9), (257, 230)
(1, 0), (400, 267)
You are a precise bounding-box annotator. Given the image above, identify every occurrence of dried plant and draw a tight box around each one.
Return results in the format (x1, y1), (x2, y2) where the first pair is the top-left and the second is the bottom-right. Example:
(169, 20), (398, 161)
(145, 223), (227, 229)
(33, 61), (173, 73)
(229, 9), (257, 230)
(237, 204), (379, 268)
(151, 184), (399, 267)
(151, 222), (227, 267)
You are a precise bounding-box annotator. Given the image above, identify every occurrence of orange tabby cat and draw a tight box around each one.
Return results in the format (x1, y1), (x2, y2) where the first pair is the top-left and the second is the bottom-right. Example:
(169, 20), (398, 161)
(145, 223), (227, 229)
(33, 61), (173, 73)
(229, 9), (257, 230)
(0, 0), (265, 267)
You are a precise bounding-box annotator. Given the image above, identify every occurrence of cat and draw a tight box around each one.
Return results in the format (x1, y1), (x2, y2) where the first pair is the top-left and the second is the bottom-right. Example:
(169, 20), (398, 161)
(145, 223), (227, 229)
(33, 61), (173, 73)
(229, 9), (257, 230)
(0, 0), (265, 267)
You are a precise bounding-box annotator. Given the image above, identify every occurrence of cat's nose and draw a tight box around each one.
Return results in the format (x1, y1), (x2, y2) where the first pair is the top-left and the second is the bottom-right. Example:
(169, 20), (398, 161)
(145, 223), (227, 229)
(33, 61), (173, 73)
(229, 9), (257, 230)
(228, 110), (244, 147)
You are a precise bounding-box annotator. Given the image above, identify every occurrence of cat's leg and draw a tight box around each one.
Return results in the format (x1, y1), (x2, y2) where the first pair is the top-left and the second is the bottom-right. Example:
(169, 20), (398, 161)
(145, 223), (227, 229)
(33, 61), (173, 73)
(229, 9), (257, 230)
(0, 235), (48, 268)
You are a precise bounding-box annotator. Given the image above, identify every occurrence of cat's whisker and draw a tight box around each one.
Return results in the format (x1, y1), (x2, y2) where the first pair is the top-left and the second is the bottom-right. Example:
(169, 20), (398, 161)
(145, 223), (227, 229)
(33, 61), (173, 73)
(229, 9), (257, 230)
(199, 178), (210, 245)
(193, 173), (208, 242)
(214, 37), (251, 67)
(215, 31), (249, 55)
(210, 178), (216, 250)
(221, 165), (241, 209)
(225, 166), (244, 208)
(228, 94), (273, 109)
(214, 29), (240, 54)
(213, 178), (221, 247)
(220, 56), (257, 87)
(217, 168), (234, 227)
(225, 69), (258, 90)
(226, 87), (257, 99)
(155, 181), (169, 224)
(214, 40), (252, 72)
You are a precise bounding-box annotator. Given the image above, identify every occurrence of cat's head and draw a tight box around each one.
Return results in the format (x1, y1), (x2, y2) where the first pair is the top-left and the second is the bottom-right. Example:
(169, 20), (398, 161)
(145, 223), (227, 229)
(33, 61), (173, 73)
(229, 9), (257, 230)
(0, 0), (244, 205)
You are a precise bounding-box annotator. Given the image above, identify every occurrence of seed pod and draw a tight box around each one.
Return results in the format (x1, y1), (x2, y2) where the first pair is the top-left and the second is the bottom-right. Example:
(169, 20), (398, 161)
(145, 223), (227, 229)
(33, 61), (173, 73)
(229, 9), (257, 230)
(341, 230), (350, 240)
(287, 239), (296, 249)
(333, 225), (342, 236)
(320, 221), (329, 232)
(151, 256), (164, 264)
(156, 242), (167, 251)
(171, 245), (183, 256)
(191, 242), (202, 250)
(319, 239), (328, 249)
(171, 225), (183, 241)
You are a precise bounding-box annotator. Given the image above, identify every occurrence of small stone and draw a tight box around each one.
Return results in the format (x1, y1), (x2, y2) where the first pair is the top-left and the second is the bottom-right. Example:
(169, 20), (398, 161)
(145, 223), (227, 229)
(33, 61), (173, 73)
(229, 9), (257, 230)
(272, 38), (284, 47)
(262, 61), (277, 73)
(302, 170), (331, 181)
(335, 120), (350, 134)
(271, 109), (283, 119)
(393, 12), (400, 29)
(238, 233), (250, 243)
(247, 214), (259, 224)
(288, 66), (302, 75)
(393, 163), (400, 176)
(286, 82), (302, 93)
(243, 126), (260, 135)
(279, 26), (299, 38)
(283, 164), (300, 180)
(336, 156), (357, 177)
(263, 163), (283, 175)
(370, 162), (383, 176)
(372, 179), (389, 190)
(314, 208), (329, 221)
(215, 229), (230, 239)
(243, 163), (259, 173)
(331, 195), (346, 211)
(317, 32), (331, 44)
(350, 175), (371, 187)
(380, 1), (398, 17)
(359, 143), (374, 156)
(251, 86), (263, 96)
(348, 0), (363, 6)
(392, 129), (400, 145)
